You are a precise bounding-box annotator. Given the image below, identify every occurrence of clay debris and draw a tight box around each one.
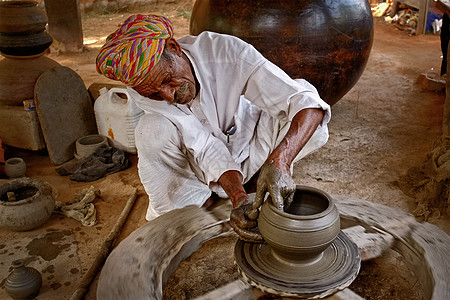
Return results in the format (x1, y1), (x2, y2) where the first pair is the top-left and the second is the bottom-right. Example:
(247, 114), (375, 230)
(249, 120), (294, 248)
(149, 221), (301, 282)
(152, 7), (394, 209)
(397, 136), (450, 221)
(54, 186), (101, 226)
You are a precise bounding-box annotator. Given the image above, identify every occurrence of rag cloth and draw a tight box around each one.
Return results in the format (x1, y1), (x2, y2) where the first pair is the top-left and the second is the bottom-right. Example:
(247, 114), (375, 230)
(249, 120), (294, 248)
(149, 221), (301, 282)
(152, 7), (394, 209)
(56, 144), (130, 182)
(54, 186), (100, 226)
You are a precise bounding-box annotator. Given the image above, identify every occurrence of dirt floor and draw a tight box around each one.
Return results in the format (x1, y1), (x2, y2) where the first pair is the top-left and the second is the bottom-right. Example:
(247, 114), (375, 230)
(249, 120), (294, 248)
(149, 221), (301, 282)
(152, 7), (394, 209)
(1, 1), (450, 299)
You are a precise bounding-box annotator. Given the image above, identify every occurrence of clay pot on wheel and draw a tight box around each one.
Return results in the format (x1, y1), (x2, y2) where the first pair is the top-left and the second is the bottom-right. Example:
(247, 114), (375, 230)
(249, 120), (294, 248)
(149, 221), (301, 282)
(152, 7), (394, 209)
(0, 177), (55, 231)
(258, 185), (340, 263)
(234, 186), (360, 297)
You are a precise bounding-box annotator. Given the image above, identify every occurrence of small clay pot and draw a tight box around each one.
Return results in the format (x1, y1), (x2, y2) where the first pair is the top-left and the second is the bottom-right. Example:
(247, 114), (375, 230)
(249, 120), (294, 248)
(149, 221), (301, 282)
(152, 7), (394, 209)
(5, 259), (42, 300)
(258, 185), (340, 263)
(75, 134), (108, 159)
(5, 157), (26, 178)
(0, 177), (55, 231)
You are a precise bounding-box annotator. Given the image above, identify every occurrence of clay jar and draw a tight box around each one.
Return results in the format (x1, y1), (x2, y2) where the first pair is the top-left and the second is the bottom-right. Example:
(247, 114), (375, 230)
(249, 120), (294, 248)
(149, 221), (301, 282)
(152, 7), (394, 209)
(0, 1), (47, 34)
(0, 177), (55, 231)
(75, 134), (108, 159)
(258, 185), (340, 263)
(5, 157), (26, 178)
(5, 259), (42, 300)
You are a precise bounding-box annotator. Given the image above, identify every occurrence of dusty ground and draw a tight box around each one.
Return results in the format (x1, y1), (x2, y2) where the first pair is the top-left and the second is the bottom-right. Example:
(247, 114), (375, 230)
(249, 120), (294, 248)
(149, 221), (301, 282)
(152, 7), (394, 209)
(1, 1), (449, 299)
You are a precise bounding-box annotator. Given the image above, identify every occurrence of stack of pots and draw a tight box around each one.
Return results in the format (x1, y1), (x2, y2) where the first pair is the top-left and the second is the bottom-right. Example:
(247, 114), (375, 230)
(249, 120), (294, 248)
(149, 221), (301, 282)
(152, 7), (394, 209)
(0, 0), (52, 56)
(0, 0), (59, 107)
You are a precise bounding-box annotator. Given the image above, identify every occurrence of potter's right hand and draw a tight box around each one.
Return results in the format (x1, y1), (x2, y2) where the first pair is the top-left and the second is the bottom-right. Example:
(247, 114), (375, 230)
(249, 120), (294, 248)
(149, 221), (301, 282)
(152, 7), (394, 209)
(254, 161), (296, 211)
(229, 193), (263, 243)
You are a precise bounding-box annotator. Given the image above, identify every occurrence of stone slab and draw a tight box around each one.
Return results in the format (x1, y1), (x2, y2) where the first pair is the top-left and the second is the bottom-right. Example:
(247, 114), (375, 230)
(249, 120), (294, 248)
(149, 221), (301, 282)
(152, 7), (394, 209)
(342, 225), (394, 262)
(35, 66), (97, 165)
(0, 104), (45, 150)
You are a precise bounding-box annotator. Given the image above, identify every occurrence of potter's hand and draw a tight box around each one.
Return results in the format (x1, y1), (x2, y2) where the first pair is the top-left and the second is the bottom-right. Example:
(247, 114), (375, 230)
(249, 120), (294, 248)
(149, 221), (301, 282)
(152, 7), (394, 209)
(254, 161), (296, 211)
(229, 193), (263, 243)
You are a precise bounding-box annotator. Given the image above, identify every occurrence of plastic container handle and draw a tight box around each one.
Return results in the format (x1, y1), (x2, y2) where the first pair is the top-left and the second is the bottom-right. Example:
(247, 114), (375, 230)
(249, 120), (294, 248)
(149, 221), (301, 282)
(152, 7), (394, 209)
(107, 87), (130, 105)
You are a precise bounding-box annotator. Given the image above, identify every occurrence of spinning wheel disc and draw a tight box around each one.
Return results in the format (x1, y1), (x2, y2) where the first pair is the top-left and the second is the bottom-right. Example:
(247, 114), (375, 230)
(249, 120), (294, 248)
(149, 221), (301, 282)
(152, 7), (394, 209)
(235, 232), (361, 298)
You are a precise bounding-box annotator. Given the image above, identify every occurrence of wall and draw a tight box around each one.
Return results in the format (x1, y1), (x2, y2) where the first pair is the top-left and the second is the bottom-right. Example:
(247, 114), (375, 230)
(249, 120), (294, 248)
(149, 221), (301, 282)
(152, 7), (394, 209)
(35, 0), (152, 14)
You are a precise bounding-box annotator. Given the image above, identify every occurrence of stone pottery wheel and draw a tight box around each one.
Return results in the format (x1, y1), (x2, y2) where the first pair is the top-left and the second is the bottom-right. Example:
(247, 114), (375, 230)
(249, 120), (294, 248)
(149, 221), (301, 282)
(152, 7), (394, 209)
(235, 186), (361, 298)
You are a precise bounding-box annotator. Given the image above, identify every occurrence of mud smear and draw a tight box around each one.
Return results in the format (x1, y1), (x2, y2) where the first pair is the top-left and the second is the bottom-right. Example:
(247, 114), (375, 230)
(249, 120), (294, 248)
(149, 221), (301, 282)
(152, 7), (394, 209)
(26, 230), (72, 261)
(51, 282), (62, 290)
(42, 264), (55, 274)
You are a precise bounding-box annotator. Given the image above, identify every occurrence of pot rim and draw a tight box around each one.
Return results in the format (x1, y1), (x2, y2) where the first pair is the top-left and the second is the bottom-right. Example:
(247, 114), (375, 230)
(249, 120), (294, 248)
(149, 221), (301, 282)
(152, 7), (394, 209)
(76, 134), (108, 146)
(264, 185), (335, 220)
(0, 177), (46, 206)
(0, 51), (46, 59)
(0, 1), (39, 8)
(5, 157), (24, 165)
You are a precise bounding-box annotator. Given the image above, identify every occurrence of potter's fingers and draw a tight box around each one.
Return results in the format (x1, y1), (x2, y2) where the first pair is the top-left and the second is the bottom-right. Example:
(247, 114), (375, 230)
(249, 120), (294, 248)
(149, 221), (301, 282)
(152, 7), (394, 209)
(230, 208), (257, 228)
(268, 184), (284, 210)
(253, 182), (266, 210)
(284, 189), (295, 209)
(240, 218), (258, 229)
(245, 207), (259, 220)
(230, 220), (263, 243)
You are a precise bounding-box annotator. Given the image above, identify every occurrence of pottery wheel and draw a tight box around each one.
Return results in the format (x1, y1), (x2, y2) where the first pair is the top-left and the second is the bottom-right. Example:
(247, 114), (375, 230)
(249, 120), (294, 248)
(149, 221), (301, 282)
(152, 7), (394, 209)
(235, 231), (361, 298)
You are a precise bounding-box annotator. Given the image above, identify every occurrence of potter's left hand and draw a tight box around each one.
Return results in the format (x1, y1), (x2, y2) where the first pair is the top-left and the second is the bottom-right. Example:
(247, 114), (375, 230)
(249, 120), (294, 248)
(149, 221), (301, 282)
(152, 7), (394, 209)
(229, 203), (263, 243)
(254, 160), (296, 211)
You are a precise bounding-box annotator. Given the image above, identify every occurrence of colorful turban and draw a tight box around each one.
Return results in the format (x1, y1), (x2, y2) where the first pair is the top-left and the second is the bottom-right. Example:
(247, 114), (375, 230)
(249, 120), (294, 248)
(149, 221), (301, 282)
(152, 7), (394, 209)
(96, 14), (174, 87)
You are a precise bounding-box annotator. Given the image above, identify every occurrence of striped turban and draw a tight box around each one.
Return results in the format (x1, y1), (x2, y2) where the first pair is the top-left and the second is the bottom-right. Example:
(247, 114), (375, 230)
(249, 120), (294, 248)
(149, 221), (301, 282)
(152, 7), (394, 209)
(96, 14), (174, 87)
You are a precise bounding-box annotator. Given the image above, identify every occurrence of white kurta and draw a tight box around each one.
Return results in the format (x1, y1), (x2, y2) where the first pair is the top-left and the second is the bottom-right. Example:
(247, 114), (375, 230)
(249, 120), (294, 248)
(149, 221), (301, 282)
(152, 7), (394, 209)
(129, 31), (331, 220)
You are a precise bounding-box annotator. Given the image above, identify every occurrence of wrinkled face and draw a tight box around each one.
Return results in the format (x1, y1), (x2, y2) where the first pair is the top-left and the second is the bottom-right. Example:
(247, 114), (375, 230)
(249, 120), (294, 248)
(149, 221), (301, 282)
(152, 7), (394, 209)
(133, 51), (197, 105)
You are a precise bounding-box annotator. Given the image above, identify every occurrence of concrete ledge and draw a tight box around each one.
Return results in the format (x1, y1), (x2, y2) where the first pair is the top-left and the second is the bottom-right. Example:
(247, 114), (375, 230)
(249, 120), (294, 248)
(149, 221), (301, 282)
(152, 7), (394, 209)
(0, 104), (45, 150)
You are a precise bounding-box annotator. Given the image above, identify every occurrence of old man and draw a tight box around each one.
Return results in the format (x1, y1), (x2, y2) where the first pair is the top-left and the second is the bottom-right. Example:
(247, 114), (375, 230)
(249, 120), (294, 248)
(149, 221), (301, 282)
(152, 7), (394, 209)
(96, 14), (331, 241)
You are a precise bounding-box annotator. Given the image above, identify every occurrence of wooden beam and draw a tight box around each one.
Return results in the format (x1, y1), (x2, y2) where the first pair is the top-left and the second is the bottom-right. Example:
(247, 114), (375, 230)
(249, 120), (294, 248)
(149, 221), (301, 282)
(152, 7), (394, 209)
(44, 0), (84, 52)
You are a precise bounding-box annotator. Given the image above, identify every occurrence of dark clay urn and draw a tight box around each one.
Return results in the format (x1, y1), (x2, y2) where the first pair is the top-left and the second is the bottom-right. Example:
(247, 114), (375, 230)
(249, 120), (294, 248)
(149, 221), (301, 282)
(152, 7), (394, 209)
(4, 259), (42, 299)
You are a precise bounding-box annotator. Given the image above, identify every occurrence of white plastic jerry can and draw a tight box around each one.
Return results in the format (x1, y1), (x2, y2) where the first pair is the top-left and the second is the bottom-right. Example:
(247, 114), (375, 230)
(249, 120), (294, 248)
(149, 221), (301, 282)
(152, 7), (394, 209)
(94, 87), (144, 154)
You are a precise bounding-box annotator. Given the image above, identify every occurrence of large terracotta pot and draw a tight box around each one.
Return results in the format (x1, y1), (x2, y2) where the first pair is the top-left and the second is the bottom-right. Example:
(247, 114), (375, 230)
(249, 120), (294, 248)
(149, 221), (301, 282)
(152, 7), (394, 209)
(0, 53), (60, 106)
(0, 177), (55, 231)
(0, 1), (47, 34)
(190, 0), (374, 105)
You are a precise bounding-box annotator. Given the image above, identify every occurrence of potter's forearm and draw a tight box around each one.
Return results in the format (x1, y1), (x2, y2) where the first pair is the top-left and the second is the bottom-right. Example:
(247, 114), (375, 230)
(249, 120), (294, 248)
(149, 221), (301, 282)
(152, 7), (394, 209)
(268, 108), (325, 172)
(218, 170), (250, 207)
